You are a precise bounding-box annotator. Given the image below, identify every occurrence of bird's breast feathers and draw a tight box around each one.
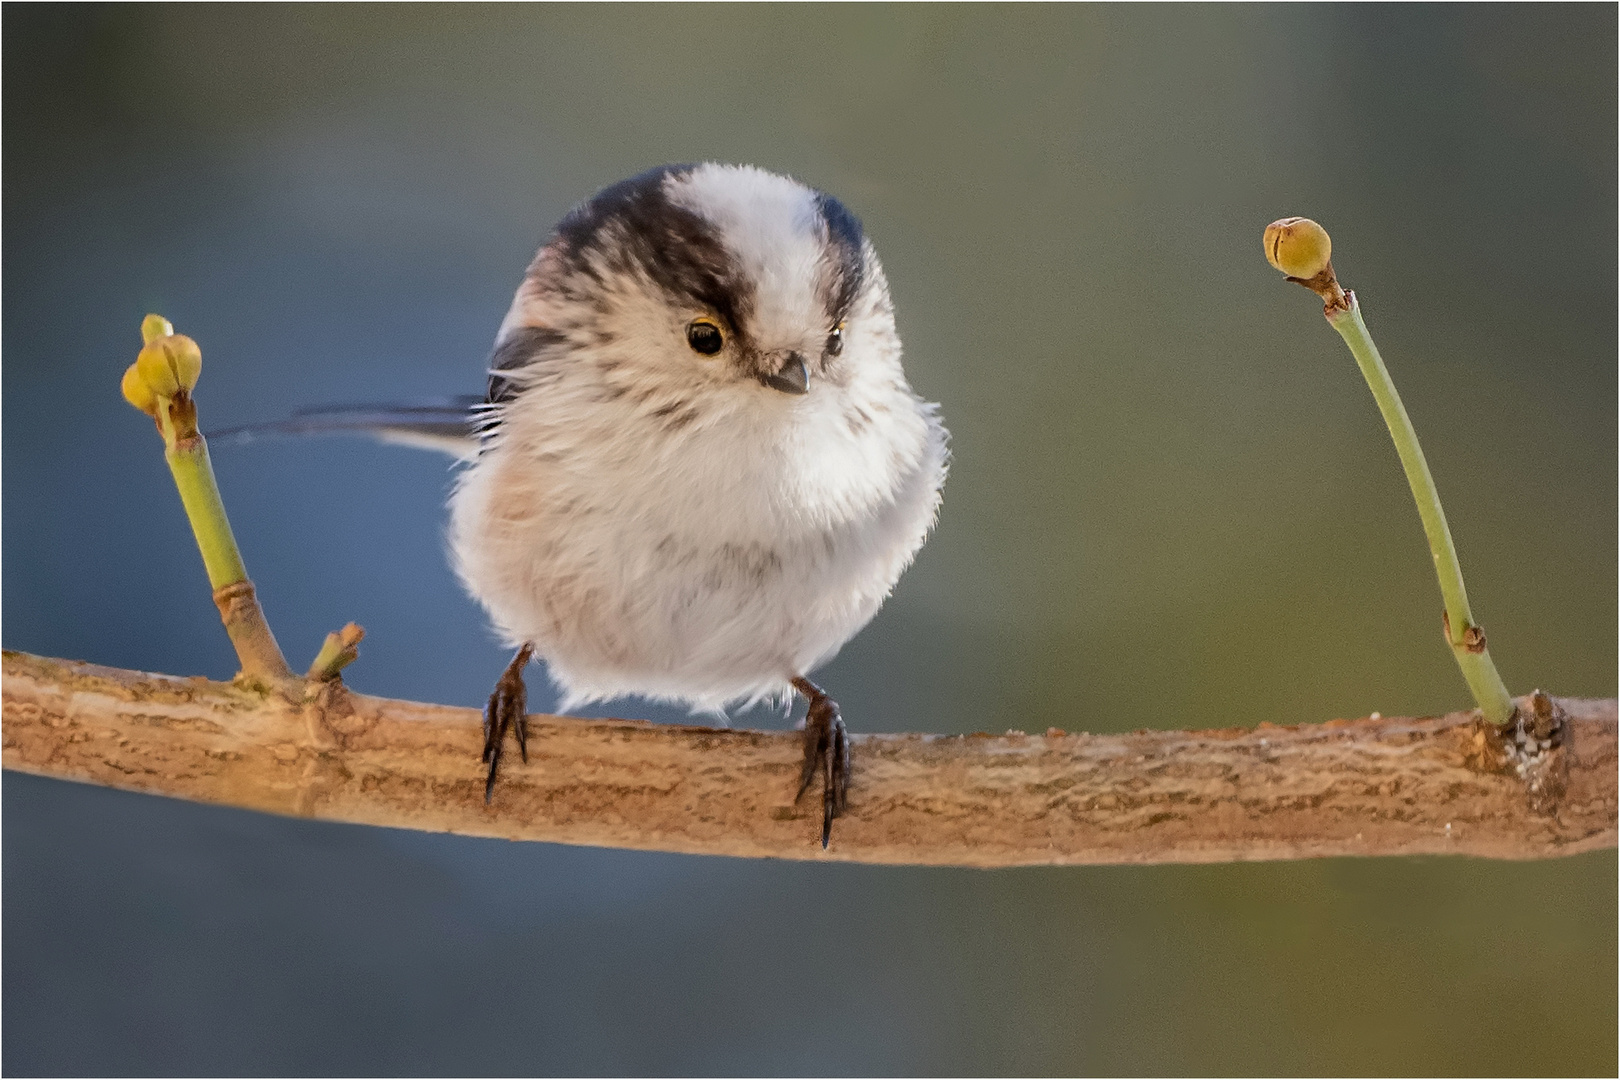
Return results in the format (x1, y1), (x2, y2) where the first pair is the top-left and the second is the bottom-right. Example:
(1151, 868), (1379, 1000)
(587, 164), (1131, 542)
(449, 364), (945, 708)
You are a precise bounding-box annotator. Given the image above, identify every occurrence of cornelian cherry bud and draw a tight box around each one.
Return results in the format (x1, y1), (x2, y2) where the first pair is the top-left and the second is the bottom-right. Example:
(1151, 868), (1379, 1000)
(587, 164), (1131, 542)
(1263, 217), (1332, 279)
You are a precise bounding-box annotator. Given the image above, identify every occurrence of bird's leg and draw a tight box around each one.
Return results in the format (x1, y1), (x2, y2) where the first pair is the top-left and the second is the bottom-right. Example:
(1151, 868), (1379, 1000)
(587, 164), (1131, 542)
(791, 675), (850, 848)
(482, 642), (534, 804)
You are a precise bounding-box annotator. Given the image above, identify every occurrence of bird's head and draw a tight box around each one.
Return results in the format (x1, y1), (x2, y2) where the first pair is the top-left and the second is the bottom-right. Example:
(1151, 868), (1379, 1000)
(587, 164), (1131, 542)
(488, 164), (899, 417)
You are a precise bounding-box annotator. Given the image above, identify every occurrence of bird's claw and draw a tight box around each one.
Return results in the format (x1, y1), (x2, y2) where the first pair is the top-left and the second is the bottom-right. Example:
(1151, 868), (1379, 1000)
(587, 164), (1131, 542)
(793, 677), (849, 847)
(483, 643), (534, 803)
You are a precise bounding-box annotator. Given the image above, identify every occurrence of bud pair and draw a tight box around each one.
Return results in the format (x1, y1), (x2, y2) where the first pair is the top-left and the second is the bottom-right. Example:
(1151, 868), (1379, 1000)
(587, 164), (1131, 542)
(121, 314), (202, 417)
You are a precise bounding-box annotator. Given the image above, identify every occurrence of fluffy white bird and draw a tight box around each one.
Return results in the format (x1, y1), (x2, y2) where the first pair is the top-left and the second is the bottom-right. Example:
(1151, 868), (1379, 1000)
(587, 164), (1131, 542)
(225, 164), (948, 844)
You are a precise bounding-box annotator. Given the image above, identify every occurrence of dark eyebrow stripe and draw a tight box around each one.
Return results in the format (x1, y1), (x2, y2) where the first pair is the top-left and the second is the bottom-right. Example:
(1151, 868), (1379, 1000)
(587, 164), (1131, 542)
(814, 191), (865, 321)
(552, 164), (696, 259)
(548, 165), (755, 341)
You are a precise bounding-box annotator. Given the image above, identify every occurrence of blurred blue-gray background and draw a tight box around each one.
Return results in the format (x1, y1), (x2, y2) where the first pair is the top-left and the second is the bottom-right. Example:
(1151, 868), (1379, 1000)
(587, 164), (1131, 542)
(4, 5), (1614, 1074)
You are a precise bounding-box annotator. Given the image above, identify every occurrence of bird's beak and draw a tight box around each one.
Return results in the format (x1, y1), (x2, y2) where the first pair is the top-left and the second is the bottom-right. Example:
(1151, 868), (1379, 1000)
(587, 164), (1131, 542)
(759, 351), (810, 395)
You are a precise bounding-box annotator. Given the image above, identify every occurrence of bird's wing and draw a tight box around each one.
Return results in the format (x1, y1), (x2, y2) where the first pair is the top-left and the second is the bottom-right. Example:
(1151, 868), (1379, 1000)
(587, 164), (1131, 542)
(206, 397), (487, 459)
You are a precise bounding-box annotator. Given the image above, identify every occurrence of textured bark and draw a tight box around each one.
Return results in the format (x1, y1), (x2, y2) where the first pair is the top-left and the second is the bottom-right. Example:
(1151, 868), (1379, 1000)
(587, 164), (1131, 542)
(3, 650), (1614, 866)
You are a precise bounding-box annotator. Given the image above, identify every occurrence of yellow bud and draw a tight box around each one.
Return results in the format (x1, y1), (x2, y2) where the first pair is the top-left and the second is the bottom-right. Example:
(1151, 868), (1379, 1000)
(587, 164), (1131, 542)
(1263, 217), (1332, 279)
(141, 314), (174, 345)
(121, 362), (159, 415)
(134, 334), (203, 396)
(163, 334), (202, 391)
(136, 340), (181, 396)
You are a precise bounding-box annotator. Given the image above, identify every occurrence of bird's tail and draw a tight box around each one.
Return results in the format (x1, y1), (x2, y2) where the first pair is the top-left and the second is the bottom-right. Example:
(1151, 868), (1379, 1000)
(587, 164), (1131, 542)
(206, 397), (487, 459)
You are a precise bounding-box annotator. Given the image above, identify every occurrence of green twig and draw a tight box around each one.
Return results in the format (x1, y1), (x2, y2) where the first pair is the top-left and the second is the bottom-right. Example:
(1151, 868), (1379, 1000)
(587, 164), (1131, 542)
(164, 431), (249, 590)
(1263, 218), (1515, 726)
(1327, 294), (1514, 725)
(125, 318), (295, 686)
(168, 427), (294, 685)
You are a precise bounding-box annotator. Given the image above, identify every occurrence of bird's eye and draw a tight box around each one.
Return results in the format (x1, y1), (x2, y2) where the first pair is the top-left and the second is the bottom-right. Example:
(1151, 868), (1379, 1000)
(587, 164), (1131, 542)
(826, 323), (845, 357)
(686, 318), (724, 356)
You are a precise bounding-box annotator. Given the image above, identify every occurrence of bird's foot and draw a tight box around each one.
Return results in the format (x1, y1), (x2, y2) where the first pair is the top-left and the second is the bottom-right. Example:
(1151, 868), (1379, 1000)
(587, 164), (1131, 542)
(792, 675), (849, 848)
(482, 643), (534, 803)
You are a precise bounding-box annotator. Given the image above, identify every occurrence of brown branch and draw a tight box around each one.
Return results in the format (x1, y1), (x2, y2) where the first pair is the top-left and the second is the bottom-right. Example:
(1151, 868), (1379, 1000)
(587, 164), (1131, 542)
(3, 650), (1613, 866)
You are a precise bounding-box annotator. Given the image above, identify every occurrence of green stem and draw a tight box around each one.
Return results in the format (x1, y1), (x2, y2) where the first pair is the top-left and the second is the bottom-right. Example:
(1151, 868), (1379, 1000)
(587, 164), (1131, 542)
(165, 435), (248, 590)
(1326, 293), (1515, 725)
(161, 425), (293, 684)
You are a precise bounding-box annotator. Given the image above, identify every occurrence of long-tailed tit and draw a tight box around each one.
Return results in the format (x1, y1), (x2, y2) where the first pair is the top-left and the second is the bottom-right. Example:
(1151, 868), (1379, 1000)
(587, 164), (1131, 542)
(224, 164), (948, 845)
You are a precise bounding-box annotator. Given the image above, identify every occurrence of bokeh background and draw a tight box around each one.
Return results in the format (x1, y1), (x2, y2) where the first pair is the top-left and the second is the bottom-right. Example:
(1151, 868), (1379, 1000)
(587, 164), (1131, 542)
(5, 5), (1615, 1075)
